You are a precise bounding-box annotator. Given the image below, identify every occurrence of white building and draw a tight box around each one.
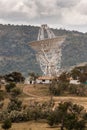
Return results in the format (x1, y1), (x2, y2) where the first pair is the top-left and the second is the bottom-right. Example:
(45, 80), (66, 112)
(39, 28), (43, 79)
(36, 76), (54, 84)
(24, 77), (35, 84)
(70, 79), (80, 85)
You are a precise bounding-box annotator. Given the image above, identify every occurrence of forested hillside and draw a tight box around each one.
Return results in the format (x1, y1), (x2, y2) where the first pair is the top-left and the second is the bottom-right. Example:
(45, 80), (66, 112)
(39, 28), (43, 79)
(0, 24), (87, 76)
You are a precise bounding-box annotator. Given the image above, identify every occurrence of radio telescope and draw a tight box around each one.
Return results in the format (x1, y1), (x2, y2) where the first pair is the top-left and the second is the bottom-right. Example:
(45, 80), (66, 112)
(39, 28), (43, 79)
(29, 24), (66, 76)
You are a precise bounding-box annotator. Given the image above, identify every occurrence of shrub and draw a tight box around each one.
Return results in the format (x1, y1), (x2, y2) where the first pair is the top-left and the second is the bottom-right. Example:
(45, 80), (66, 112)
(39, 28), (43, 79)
(69, 84), (86, 96)
(0, 91), (4, 101)
(2, 118), (12, 130)
(5, 82), (16, 92)
(47, 102), (86, 130)
(7, 98), (22, 112)
(4, 72), (25, 83)
(11, 87), (21, 97)
(49, 81), (69, 96)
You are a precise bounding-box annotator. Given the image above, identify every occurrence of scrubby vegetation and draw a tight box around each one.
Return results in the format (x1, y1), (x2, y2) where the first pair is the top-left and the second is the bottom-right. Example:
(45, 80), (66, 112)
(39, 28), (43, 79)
(49, 65), (87, 96)
(49, 80), (87, 96)
(0, 66), (87, 129)
(47, 102), (86, 130)
(0, 24), (87, 76)
(4, 72), (25, 83)
(0, 97), (87, 130)
(2, 118), (12, 130)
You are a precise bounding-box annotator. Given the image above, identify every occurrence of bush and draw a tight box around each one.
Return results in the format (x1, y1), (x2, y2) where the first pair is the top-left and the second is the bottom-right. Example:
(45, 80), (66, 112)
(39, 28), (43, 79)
(11, 87), (21, 97)
(68, 84), (77, 95)
(49, 81), (69, 96)
(10, 110), (29, 122)
(69, 84), (86, 96)
(47, 102), (86, 130)
(4, 72), (25, 83)
(49, 77), (87, 96)
(0, 91), (4, 101)
(2, 118), (12, 130)
(0, 102), (4, 109)
(47, 111), (56, 126)
(5, 82), (16, 92)
(7, 98), (22, 112)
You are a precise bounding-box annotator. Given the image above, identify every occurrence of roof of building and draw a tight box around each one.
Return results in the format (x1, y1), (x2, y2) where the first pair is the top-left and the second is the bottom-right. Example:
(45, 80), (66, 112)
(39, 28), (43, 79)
(37, 76), (55, 80)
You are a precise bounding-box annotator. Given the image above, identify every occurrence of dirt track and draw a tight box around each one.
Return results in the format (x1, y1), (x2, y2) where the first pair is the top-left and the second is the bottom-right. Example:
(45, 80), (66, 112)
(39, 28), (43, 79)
(23, 84), (87, 111)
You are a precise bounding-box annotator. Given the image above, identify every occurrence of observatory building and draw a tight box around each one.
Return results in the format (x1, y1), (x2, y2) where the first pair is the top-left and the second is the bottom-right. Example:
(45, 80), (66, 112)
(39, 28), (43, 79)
(29, 24), (66, 77)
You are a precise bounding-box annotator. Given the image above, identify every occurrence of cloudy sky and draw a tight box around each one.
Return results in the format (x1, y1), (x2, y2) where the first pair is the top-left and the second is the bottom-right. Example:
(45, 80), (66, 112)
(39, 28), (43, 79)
(0, 0), (87, 32)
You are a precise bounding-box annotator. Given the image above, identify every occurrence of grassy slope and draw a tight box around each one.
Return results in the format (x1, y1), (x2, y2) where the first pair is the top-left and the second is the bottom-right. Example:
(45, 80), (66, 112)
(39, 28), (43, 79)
(1, 83), (87, 130)
(0, 24), (87, 76)
(19, 84), (87, 111)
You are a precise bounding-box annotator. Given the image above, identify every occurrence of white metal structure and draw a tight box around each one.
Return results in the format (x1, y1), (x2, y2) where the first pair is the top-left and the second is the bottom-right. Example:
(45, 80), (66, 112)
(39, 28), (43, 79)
(30, 24), (65, 76)
(37, 24), (55, 40)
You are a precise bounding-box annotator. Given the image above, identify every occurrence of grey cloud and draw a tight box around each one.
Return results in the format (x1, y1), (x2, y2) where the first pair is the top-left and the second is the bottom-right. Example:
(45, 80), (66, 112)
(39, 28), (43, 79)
(0, 0), (87, 32)
(76, 1), (87, 15)
(57, 0), (80, 8)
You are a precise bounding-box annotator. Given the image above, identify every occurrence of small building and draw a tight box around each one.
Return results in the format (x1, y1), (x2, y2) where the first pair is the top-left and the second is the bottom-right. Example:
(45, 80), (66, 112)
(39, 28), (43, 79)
(69, 77), (80, 85)
(36, 76), (54, 84)
(24, 77), (35, 84)
(70, 79), (80, 85)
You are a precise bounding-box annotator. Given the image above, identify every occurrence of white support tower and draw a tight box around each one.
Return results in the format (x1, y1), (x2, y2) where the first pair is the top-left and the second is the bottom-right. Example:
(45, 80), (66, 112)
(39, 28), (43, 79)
(29, 24), (66, 76)
(37, 24), (55, 40)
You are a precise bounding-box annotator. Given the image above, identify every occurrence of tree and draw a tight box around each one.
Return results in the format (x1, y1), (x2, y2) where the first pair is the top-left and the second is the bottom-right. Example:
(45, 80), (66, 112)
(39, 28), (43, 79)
(70, 67), (81, 80)
(11, 87), (21, 97)
(0, 91), (4, 101)
(2, 118), (12, 130)
(4, 72), (25, 83)
(47, 111), (57, 126)
(5, 82), (16, 92)
(49, 79), (69, 96)
(47, 102), (86, 130)
(58, 72), (69, 82)
(0, 91), (4, 109)
(7, 98), (22, 112)
(29, 72), (39, 82)
(79, 73), (87, 83)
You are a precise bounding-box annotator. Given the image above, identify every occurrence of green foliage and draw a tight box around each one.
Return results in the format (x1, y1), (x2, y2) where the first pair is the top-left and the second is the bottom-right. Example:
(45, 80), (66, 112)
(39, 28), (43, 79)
(5, 82), (16, 92)
(50, 81), (87, 96)
(69, 84), (86, 96)
(29, 72), (39, 82)
(49, 68), (87, 96)
(49, 79), (69, 96)
(70, 68), (81, 80)
(2, 118), (12, 130)
(0, 91), (4, 101)
(0, 91), (4, 109)
(47, 102), (86, 130)
(70, 66), (87, 82)
(58, 72), (70, 82)
(7, 98), (22, 112)
(79, 73), (87, 83)
(68, 84), (77, 94)
(47, 111), (56, 126)
(11, 87), (21, 97)
(0, 102), (4, 109)
(4, 72), (25, 83)
(0, 97), (86, 130)
(30, 107), (42, 121)
(9, 110), (30, 122)
(0, 24), (87, 76)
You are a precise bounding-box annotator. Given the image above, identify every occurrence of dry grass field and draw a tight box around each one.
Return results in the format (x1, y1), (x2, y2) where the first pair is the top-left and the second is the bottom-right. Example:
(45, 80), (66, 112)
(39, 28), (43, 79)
(0, 121), (59, 130)
(23, 84), (50, 96)
(22, 84), (87, 111)
(1, 83), (87, 111)
(1, 83), (87, 130)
